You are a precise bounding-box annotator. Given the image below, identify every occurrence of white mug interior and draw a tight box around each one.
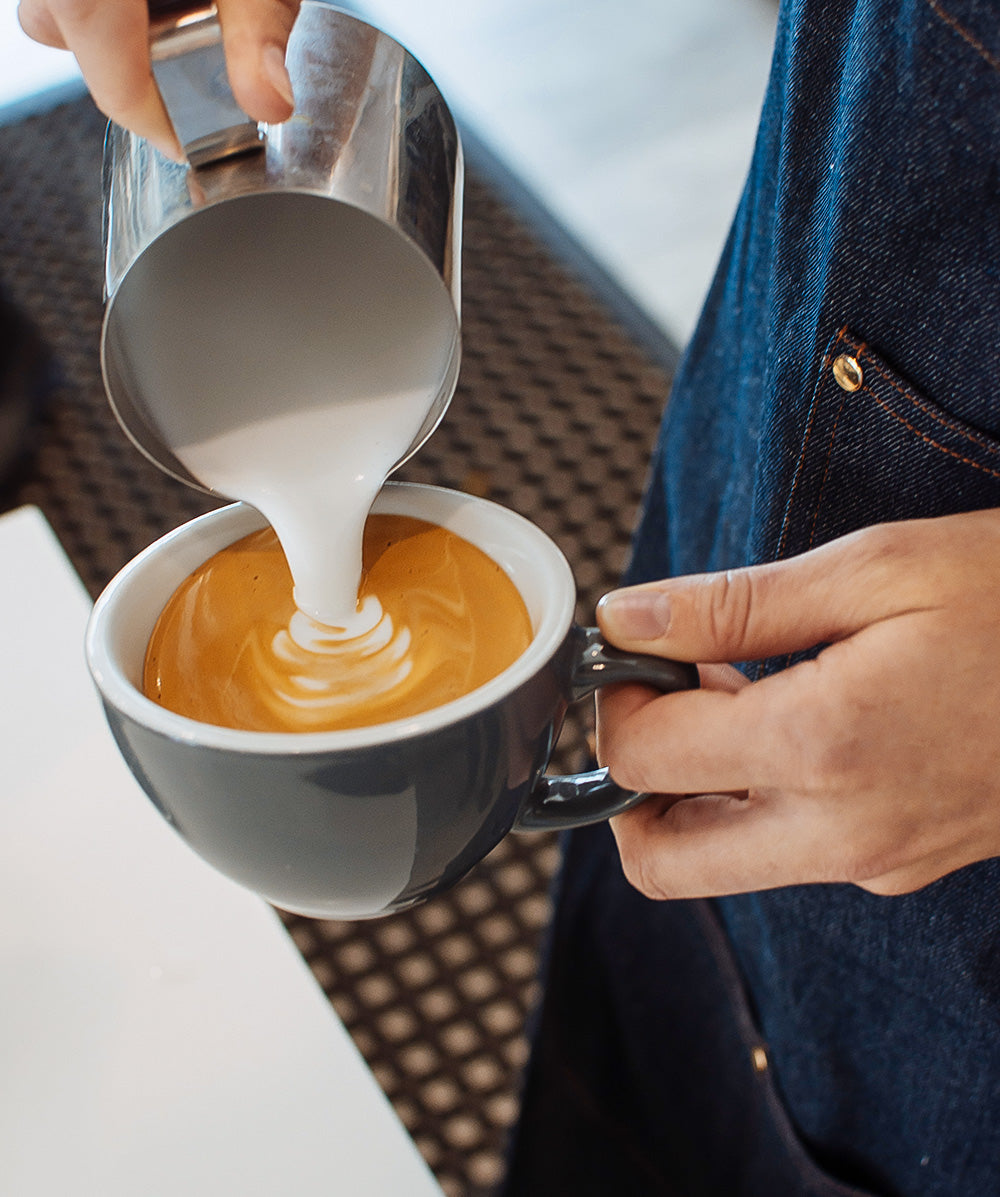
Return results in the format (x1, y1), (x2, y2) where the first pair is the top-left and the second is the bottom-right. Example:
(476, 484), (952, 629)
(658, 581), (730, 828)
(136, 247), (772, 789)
(85, 482), (577, 752)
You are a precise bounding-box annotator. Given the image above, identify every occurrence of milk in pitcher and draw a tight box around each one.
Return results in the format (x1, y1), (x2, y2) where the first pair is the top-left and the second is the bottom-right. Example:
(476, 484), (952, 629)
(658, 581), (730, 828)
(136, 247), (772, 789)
(104, 193), (460, 632)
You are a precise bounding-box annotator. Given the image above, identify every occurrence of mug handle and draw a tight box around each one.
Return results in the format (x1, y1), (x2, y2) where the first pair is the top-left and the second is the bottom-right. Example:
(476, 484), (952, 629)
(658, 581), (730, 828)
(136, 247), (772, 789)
(514, 626), (699, 831)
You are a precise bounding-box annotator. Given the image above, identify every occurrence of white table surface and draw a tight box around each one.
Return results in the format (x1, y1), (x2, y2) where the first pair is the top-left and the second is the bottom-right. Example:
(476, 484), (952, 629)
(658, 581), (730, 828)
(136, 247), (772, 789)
(0, 505), (443, 1195)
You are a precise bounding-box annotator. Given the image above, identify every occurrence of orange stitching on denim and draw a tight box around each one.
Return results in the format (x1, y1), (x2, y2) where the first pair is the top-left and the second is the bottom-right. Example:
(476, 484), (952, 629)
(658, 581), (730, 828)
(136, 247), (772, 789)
(770, 329), (851, 676)
(775, 326), (850, 559)
(806, 388), (850, 549)
(839, 333), (1000, 456)
(924, 0), (1000, 73)
(775, 386), (851, 674)
(862, 385), (1000, 479)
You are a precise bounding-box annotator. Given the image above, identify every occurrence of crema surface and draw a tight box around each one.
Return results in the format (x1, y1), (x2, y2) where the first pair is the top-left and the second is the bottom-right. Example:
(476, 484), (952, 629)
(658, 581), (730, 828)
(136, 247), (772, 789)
(143, 515), (533, 732)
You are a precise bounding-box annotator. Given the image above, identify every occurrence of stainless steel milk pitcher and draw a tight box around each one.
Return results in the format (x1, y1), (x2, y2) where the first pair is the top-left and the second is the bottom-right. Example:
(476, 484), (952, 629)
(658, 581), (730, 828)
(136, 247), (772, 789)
(101, 1), (462, 492)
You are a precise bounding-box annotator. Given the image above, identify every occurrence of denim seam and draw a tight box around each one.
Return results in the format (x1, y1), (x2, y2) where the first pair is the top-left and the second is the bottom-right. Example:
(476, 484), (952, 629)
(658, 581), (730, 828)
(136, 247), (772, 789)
(859, 389), (1000, 479)
(771, 326), (852, 673)
(843, 335), (1000, 459)
(806, 333), (872, 549)
(697, 901), (879, 1197)
(806, 386), (849, 551)
(775, 325), (851, 561)
(922, 0), (1000, 74)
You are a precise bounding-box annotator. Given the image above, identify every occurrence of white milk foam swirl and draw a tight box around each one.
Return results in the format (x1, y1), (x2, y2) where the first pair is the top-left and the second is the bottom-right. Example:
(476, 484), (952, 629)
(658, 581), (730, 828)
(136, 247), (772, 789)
(261, 595), (413, 717)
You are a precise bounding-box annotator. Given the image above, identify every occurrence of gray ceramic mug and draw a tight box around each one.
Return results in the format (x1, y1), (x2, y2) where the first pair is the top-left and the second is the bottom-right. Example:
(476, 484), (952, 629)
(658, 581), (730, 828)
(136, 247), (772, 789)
(85, 484), (697, 918)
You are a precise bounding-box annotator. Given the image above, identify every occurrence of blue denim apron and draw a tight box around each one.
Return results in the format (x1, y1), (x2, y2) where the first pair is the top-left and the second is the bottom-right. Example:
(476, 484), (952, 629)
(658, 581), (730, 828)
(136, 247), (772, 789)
(504, 1), (1000, 1193)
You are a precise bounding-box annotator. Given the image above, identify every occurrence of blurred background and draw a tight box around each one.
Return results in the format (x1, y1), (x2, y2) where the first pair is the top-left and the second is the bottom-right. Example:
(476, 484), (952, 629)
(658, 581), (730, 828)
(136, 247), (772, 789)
(0, 0), (776, 346)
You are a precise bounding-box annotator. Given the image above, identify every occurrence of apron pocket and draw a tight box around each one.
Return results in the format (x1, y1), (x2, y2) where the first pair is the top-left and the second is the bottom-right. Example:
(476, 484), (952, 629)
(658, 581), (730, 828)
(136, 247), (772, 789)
(773, 326), (1000, 561)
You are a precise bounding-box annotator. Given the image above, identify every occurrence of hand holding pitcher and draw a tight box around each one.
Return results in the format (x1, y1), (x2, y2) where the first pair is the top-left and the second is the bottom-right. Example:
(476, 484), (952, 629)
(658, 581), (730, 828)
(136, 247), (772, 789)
(18, 0), (300, 160)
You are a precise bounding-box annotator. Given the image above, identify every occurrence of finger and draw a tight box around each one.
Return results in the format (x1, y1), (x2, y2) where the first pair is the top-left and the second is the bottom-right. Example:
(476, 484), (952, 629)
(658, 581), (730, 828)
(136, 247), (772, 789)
(610, 764), (986, 900)
(596, 637), (856, 797)
(609, 788), (838, 898)
(597, 519), (944, 665)
(17, 0), (66, 48)
(32, 0), (181, 160)
(217, 0), (300, 123)
(696, 662), (749, 693)
(597, 680), (781, 795)
(595, 661), (750, 787)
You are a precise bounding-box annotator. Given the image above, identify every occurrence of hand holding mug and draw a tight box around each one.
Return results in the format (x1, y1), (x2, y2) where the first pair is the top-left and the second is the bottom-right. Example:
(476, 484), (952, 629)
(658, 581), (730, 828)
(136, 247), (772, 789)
(596, 510), (1000, 898)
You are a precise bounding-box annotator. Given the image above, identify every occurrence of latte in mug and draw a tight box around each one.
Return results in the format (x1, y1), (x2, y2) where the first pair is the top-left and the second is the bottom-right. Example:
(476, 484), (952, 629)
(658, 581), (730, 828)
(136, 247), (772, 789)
(88, 485), (697, 918)
(143, 513), (533, 733)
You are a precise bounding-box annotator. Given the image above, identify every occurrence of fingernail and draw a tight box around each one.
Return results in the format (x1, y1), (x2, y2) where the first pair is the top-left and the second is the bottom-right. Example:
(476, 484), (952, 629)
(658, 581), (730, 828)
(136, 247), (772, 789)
(155, 134), (186, 165)
(598, 590), (672, 641)
(262, 43), (295, 109)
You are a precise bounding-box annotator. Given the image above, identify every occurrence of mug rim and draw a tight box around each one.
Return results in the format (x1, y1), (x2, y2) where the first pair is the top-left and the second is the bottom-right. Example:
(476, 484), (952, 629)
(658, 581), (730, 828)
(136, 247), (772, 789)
(85, 483), (577, 753)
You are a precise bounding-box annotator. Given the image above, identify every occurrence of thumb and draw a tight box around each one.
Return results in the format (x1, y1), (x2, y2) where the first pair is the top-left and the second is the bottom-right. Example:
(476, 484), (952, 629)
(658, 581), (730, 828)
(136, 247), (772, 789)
(597, 523), (933, 663)
(217, 0), (301, 124)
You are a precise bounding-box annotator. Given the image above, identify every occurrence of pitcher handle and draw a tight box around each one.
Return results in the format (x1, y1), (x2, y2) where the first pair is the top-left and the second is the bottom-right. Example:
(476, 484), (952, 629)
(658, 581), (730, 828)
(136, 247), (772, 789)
(147, 0), (265, 166)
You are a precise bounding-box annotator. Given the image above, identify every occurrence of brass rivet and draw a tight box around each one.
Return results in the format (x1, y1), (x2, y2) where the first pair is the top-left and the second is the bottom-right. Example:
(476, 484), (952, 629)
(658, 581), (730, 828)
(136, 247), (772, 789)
(832, 353), (863, 392)
(751, 1045), (769, 1073)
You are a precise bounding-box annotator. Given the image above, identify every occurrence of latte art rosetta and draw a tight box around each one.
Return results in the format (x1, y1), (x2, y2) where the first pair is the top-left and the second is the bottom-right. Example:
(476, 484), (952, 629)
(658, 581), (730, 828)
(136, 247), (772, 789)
(143, 515), (534, 733)
(264, 596), (413, 719)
